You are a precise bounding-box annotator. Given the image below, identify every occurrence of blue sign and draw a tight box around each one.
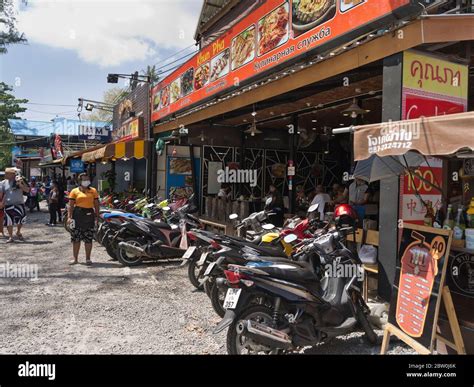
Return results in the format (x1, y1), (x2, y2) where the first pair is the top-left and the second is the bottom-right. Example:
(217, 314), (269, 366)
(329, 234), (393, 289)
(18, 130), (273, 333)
(70, 159), (85, 173)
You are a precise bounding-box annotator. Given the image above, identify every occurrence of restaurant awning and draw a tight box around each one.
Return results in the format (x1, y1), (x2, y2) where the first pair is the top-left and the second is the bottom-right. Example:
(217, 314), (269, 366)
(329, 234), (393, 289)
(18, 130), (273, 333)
(353, 111), (474, 161)
(38, 159), (64, 168)
(81, 140), (149, 162)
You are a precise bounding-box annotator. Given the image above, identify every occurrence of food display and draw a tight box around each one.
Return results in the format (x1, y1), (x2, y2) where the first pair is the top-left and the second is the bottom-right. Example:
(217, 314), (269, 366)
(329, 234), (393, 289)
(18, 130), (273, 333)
(194, 62), (210, 90)
(153, 93), (161, 111)
(210, 49), (230, 82)
(160, 86), (170, 108)
(258, 2), (289, 56)
(170, 78), (181, 104)
(169, 158), (192, 175)
(231, 26), (255, 70)
(340, 0), (365, 12)
(181, 68), (194, 96)
(292, 0), (336, 32)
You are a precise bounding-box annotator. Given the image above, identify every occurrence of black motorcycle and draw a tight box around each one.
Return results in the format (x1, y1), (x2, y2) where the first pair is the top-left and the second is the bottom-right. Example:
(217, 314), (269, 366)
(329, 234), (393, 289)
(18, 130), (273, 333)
(114, 204), (202, 266)
(213, 226), (377, 354)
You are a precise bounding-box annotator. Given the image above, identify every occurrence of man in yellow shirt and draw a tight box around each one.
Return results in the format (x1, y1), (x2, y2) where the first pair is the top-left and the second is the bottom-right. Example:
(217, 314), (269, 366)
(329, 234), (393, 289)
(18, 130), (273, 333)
(67, 173), (100, 265)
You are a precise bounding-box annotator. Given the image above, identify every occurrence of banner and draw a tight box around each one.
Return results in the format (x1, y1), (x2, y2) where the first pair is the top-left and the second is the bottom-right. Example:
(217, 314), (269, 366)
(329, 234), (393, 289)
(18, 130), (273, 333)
(151, 0), (429, 123)
(400, 50), (468, 225)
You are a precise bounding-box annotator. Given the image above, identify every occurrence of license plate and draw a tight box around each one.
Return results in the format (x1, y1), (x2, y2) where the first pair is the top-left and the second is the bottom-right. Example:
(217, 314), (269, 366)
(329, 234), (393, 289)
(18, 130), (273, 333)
(223, 288), (241, 310)
(182, 246), (196, 259)
(204, 262), (216, 276)
(197, 252), (208, 266)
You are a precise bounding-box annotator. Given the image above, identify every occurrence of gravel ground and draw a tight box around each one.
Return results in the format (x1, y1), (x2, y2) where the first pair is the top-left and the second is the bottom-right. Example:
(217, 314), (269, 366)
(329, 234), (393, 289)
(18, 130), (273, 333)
(0, 204), (415, 355)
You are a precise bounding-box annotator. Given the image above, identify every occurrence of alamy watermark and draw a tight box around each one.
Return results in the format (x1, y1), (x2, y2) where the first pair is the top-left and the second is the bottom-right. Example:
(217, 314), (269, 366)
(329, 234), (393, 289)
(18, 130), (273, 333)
(217, 167), (258, 187)
(325, 261), (364, 282)
(0, 262), (38, 280)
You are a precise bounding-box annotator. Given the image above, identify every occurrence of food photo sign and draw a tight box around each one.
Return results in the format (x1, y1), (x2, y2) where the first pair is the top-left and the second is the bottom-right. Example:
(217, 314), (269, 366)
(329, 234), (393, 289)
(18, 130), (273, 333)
(151, 0), (435, 123)
(381, 224), (465, 354)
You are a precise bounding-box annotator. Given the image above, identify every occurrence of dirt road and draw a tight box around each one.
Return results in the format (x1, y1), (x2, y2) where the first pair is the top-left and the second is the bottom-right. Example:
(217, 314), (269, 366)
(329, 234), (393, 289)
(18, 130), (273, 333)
(0, 205), (413, 354)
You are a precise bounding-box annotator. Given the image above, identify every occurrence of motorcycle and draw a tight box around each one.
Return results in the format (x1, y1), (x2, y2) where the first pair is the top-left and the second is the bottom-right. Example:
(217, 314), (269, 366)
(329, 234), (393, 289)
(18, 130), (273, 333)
(213, 217), (377, 354)
(114, 202), (202, 266)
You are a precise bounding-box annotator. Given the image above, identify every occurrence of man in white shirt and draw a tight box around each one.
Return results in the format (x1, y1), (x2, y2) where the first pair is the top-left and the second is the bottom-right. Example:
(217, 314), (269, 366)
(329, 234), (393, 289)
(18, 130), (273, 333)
(311, 184), (331, 220)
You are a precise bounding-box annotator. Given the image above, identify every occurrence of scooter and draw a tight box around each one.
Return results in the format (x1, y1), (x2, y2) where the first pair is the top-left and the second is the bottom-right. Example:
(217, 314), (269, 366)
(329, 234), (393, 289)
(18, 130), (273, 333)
(213, 223), (377, 354)
(114, 204), (202, 266)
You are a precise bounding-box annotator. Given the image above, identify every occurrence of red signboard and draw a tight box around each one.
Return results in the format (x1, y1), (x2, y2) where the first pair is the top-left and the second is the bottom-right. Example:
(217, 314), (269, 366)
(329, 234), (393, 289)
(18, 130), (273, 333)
(151, 0), (419, 123)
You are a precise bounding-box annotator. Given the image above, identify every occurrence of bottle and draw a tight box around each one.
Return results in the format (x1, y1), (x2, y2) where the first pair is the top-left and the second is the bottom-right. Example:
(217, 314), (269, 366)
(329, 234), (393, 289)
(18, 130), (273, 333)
(453, 207), (466, 240)
(433, 203), (443, 229)
(423, 201), (435, 227)
(443, 204), (454, 230)
(467, 199), (474, 228)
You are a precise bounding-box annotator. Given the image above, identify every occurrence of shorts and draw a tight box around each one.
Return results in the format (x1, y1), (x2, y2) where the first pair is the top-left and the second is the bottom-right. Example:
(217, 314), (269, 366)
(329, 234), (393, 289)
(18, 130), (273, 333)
(70, 228), (94, 243)
(3, 205), (26, 227)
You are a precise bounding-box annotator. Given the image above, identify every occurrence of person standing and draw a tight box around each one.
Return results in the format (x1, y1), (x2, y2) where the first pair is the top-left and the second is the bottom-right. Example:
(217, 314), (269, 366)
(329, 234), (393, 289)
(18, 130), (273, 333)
(0, 167), (30, 243)
(47, 181), (59, 226)
(67, 173), (99, 265)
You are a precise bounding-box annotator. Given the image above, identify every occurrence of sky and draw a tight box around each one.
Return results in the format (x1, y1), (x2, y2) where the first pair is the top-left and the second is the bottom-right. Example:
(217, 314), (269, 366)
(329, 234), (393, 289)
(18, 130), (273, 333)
(1, 0), (203, 121)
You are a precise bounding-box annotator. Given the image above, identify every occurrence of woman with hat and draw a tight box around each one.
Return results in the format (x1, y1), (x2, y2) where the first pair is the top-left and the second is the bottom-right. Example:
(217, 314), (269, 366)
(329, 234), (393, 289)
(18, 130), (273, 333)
(0, 167), (30, 243)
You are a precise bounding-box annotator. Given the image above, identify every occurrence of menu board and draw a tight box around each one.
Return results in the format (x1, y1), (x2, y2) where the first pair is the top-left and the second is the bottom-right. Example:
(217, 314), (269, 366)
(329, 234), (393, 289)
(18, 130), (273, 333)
(151, 0), (430, 123)
(388, 224), (452, 350)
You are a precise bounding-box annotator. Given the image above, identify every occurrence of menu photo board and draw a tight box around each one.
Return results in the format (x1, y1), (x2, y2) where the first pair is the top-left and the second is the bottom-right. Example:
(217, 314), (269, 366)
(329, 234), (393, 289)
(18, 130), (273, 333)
(151, 0), (436, 123)
(385, 224), (453, 352)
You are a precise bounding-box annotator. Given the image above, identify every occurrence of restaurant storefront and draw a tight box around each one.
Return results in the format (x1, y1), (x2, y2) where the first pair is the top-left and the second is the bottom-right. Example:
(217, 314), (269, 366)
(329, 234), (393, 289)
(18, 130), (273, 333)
(149, 0), (474, 346)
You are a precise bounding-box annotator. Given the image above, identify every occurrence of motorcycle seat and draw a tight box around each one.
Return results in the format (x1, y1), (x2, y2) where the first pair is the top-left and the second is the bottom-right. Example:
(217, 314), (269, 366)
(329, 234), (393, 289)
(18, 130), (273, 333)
(247, 261), (318, 283)
(143, 220), (172, 230)
(245, 255), (289, 264)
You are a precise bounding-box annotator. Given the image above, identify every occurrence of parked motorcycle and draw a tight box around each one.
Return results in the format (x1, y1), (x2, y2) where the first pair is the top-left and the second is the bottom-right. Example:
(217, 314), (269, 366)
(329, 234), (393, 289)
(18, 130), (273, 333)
(213, 209), (377, 354)
(115, 202), (201, 266)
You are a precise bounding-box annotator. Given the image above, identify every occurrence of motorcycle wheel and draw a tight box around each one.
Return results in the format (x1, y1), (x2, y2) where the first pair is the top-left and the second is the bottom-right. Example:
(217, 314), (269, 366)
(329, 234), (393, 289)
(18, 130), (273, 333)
(210, 281), (227, 318)
(204, 278), (213, 298)
(187, 259), (204, 290)
(227, 305), (278, 355)
(104, 240), (118, 261)
(117, 237), (144, 267)
(355, 302), (378, 345)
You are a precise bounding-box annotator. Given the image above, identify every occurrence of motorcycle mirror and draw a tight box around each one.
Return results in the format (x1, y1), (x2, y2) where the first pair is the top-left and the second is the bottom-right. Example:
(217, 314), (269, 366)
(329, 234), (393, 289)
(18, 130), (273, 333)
(145, 203), (154, 208)
(262, 224), (275, 230)
(229, 213), (239, 220)
(113, 200), (120, 204)
(162, 206), (171, 211)
(171, 224), (178, 230)
(265, 197), (272, 206)
(308, 204), (319, 213)
(128, 201), (134, 205)
(283, 234), (298, 244)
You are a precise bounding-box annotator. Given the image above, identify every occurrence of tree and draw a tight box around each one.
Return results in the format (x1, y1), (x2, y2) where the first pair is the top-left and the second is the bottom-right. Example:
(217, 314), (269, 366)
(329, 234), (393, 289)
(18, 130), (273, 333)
(0, 0), (27, 54)
(142, 65), (160, 84)
(82, 87), (126, 122)
(0, 82), (28, 170)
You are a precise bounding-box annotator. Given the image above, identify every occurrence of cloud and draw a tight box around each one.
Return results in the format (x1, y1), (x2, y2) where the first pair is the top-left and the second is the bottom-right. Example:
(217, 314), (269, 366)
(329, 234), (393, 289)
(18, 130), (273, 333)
(17, 0), (201, 67)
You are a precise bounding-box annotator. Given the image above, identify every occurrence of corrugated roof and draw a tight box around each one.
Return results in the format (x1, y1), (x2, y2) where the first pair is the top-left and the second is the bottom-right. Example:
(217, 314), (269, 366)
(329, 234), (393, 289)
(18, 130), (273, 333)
(194, 0), (232, 41)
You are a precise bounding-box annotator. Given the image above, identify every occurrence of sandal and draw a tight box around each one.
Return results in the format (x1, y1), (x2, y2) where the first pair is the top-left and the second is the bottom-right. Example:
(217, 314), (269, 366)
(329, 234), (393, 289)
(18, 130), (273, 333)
(85, 260), (92, 266)
(6, 238), (14, 244)
(16, 234), (24, 241)
(69, 259), (78, 265)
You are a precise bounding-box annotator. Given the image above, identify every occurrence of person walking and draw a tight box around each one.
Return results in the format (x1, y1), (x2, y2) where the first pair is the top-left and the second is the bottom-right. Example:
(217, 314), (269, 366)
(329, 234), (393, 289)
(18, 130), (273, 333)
(0, 167), (30, 243)
(67, 173), (99, 265)
(46, 181), (60, 226)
